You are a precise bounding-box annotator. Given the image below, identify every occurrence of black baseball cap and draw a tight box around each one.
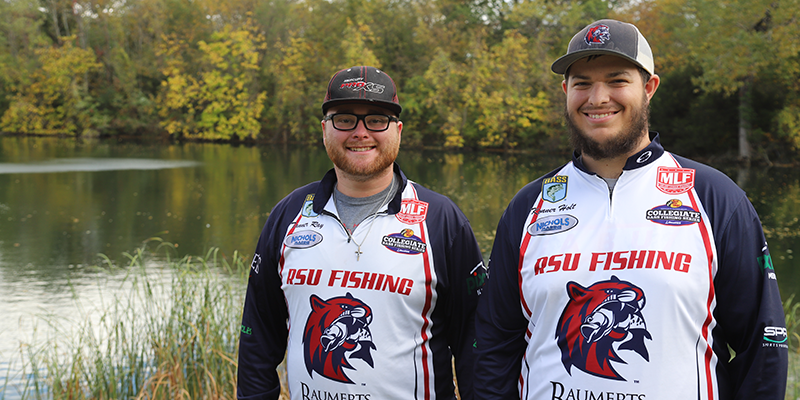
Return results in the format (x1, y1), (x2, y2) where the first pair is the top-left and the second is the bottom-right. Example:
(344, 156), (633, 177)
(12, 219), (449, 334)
(551, 19), (654, 76)
(322, 66), (402, 116)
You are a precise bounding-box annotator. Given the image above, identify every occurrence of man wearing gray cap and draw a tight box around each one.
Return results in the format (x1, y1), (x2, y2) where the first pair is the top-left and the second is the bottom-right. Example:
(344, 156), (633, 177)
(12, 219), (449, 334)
(237, 66), (486, 399)
(474, 20), (787, 399)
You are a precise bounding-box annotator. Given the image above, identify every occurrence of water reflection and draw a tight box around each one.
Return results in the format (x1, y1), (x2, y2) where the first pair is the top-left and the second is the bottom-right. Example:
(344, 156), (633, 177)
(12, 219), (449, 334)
(0, 158), (201, 174)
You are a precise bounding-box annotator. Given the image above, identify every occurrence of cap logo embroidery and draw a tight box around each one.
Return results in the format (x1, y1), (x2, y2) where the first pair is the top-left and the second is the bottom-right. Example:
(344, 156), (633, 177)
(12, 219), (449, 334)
(585, 24), (610, 45)
(339, 79), (385, 94)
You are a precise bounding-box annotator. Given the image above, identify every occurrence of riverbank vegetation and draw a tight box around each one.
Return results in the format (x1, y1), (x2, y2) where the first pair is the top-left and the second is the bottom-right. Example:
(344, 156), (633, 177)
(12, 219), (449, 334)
(0, 0), (798, 163)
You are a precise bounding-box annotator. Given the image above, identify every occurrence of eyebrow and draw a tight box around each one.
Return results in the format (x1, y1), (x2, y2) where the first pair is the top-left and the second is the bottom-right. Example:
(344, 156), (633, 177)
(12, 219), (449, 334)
(571, 70), (632, 81)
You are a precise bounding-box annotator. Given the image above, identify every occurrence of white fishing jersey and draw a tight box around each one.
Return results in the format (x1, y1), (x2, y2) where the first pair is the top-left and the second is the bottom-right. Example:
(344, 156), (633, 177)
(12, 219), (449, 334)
(475, 135), (787, 400)
(238, 164), (486, 400)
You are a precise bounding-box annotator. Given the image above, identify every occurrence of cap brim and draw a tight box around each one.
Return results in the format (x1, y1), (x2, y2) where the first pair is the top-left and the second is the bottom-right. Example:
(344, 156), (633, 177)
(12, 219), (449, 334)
(322, 99), (402, 116)
(551, 49), (648, 75)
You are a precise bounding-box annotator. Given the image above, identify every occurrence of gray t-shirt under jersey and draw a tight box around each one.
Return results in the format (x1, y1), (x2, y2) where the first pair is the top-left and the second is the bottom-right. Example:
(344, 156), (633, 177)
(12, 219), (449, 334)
(334, 173), (397, 233)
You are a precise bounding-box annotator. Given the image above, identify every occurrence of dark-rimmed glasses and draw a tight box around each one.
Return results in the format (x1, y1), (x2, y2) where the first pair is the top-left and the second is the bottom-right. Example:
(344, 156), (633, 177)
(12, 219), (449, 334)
(323, 113), (399, 132)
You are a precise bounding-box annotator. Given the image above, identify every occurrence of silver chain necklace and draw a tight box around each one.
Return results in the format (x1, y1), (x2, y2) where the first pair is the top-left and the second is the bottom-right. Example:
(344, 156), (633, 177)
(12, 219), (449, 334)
(334, 177), (395, 261)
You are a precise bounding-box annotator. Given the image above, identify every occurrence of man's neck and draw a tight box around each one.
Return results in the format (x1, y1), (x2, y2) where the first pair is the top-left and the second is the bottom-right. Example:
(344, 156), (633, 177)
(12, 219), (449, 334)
(335, 167), (395, 197)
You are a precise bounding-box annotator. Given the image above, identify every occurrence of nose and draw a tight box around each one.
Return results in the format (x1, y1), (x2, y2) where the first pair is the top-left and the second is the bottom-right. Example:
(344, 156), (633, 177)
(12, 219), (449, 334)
(586, 84), (611, 106)
(351, 119), (370, 138)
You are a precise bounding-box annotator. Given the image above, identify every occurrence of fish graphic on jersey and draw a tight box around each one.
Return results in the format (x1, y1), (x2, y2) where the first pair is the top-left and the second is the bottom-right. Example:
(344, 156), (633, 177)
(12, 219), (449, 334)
(555, 276), (651, 381)
(303, 293), (376, 383)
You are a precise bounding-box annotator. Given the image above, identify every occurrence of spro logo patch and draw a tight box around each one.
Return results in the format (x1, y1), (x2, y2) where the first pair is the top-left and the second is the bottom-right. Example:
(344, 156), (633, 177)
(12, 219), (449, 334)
(763, 326), (788, 348)
(284, 230), (323, 249)
(656, 167), (695, 195)
(527, 214), (579, 236)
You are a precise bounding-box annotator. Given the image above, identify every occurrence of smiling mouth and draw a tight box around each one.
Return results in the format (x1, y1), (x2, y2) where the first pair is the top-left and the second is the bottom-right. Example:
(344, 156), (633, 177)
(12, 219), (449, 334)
(586, 111), (618, 119)
(348, 146), (376, 152)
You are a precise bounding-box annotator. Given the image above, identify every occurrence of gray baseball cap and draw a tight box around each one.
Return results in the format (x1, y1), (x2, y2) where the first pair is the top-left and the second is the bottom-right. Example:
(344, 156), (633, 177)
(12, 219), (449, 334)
(551, 19), (654, 76)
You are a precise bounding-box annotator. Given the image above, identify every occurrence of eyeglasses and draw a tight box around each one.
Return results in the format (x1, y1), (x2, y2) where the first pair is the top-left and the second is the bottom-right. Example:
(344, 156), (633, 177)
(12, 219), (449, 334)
(323, 113), (399, 132)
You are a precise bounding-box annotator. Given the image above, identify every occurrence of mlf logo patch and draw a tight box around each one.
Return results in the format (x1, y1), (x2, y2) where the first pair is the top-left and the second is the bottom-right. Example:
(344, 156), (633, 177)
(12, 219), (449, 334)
(585, 24), (611, 45)
(555, 276), (651, 381)
(396, 199), (428, 224)
(303, 293), (376, 384)
(656, 167), (695, 195)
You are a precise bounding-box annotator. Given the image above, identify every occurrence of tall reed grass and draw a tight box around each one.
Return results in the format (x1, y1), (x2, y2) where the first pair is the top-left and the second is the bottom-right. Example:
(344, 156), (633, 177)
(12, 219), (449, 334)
(2, 241), (251, 400)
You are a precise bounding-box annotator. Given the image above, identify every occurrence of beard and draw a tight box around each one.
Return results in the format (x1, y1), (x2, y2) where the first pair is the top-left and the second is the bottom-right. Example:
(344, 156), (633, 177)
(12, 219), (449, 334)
(324, 134), (400, 182)
(565, 93), (650, 160)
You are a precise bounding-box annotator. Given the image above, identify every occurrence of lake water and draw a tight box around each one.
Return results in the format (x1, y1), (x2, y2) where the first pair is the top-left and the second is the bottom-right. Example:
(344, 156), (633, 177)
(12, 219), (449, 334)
(0, 136), (798, 394)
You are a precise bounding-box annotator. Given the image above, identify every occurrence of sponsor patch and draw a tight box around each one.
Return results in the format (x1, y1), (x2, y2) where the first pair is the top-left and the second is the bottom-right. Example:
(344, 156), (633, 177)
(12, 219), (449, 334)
(381, 228), (427, 254)
(636, 150), (652, 164)
(527, 214), (579, 236)
(396, 199), (428, 224)
(284, 230), (323, 249)
(250, 253), (261, 274)
(763, 326), (788, 348)
(542, 175), (568, 203)
(646, 199), (701, 226)
(301, 196), (318, 217)
(656, 167), (695, 194)
(584, 24), (610, 45)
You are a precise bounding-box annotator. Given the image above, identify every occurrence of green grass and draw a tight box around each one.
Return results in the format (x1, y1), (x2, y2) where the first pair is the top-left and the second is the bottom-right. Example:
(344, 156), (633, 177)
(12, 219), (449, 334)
(1, 241), (797, 399)
(2, 241), (248, 399)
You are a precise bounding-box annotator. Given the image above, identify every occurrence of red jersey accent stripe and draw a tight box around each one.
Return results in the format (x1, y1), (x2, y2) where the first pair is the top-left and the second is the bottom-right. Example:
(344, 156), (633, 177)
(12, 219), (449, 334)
(279, 213), (304, 276)
(518, 199), (544, 318)
(410, 185), (434, 400)
(669, 154), (717, 399)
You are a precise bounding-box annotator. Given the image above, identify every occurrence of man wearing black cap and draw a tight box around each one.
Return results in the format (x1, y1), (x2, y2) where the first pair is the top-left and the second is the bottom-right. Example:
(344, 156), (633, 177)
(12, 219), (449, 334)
(237, 66), (486, 400)
(474, 20), (787, 399)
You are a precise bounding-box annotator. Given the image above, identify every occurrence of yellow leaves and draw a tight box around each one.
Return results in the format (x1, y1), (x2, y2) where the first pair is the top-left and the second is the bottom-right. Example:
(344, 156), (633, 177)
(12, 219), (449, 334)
(156, 20), (267, 140)
(0, 36), (100, 135)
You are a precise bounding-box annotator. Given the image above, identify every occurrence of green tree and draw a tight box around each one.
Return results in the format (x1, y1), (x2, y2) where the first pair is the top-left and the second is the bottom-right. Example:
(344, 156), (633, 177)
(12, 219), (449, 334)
(157, 20), (267, 140)
(1, 36), (101, 135)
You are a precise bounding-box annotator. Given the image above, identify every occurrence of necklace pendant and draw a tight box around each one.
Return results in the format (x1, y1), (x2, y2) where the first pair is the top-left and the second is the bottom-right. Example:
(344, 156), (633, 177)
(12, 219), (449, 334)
(355, 248), (363, 261)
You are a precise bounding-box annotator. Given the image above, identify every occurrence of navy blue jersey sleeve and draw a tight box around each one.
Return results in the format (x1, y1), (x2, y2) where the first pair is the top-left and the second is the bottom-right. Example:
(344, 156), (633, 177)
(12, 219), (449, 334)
(474, 172), (558, 399)
(237, 184), (315, 400)
(414, 184), (486, 400)
(676, 156), (788, 399)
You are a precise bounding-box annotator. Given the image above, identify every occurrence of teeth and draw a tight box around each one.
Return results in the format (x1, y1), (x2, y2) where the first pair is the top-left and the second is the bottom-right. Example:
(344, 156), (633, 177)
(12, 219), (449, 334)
(588, 112), (614, 119)
(350, 147), (373, 152)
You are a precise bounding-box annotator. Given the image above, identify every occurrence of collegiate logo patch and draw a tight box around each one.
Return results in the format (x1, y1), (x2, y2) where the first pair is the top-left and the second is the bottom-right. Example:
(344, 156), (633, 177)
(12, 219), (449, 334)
(556, 276), (651, 381)
(303, 293), (376, 383)
(381, 229), (427, 255)
(646, 199), (701, 226)
(656, 167), (695, 194)
(542, 176), (568, 203)
(284, 230), (324, 248)
(585, 24), (611, 45)
(396, 199), (428, 224)
(527, 214), (579, 236)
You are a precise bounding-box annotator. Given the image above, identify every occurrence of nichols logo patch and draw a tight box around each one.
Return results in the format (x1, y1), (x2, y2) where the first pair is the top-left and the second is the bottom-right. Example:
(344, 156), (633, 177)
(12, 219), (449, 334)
(528, 214), (579, 236)
(542, 176), (568, 203)
(396, 199), (428, 224)
(284, 230), (323, 248)
(381, 229), (427, 255)
(656, 167), (695, 194)
(646, 199), (701, 226)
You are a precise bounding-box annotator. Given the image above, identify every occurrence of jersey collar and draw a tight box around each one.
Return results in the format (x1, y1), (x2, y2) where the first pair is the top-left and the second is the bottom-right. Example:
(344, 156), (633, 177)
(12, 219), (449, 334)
(572, 132), (664, 174)
(313, 162), (408, 215)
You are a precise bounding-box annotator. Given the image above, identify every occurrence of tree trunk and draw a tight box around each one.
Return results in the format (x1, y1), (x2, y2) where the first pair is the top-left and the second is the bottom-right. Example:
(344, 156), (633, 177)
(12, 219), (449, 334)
(738, 76), (753, 164)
